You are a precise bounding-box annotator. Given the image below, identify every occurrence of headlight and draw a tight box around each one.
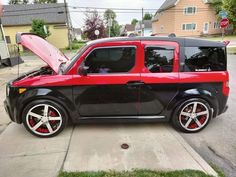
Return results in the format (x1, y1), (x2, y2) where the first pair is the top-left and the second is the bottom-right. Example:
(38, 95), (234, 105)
(6, 85), (9, 97)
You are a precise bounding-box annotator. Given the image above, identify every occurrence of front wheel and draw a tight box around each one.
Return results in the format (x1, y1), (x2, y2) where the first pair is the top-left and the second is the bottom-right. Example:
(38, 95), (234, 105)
(172, 98), (212, 133)
(22, 100), (68, 137)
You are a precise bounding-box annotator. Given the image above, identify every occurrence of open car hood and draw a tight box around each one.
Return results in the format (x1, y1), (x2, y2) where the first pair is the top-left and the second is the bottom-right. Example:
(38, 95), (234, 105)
(16, 33), (68, 74)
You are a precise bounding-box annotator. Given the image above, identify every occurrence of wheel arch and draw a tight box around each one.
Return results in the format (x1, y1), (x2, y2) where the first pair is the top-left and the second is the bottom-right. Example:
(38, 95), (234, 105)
(167, 88), (219, 120)
(16, 88), (77, 123)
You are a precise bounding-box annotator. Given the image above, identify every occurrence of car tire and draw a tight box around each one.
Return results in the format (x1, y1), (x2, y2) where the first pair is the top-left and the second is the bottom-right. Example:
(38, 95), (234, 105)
(172, 98), (212, 133)
(22, 99), (68, 137)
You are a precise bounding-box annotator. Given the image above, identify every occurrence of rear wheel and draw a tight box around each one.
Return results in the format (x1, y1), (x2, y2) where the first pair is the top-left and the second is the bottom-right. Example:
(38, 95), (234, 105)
(172, 98), (212, 133)
(22, 100), (68, 137)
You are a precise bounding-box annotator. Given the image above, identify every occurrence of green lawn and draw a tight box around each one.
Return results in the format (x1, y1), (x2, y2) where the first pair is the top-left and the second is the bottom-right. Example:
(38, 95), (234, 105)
(200, 35), (236, 41)
(58, 169), (214, 177)
(227, 47), (236, 54)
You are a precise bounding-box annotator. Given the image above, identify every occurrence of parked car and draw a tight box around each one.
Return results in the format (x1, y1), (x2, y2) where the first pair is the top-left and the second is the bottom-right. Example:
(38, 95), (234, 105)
(4, 33), (229, 137)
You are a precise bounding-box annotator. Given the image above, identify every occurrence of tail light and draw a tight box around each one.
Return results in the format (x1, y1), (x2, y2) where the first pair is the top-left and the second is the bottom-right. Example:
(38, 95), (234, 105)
(223, 81), (229, 96)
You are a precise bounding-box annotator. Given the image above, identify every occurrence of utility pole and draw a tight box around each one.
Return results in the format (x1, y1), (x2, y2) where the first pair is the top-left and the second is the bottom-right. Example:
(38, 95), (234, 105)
(108, 13), (112, 38)
(141, 8), (144, 36)
(64, 0), (72, 50)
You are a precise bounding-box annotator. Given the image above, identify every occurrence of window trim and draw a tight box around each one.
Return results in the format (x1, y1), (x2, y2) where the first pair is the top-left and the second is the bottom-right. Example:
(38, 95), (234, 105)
(81, 45), (137, 75)
(213, 21), (220, 29)
(183, 6), (197, 15)
(182, 23), (197, 31)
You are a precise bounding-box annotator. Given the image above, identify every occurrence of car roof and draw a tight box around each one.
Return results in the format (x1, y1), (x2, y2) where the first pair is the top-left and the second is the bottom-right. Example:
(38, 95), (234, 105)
(87, 36), (225, 47)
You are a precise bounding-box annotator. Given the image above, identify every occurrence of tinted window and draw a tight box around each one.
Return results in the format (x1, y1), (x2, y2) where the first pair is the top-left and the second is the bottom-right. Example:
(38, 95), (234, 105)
(145, 46), (175, 73)
(183, 47), (226, 72)
(84, 47), (135, 74)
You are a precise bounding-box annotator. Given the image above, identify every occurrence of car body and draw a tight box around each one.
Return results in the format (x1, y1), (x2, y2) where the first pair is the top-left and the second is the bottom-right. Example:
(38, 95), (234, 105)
(4, 33), (229, 137)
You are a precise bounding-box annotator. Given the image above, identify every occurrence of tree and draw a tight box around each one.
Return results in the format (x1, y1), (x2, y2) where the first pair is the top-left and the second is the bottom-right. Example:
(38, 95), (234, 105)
(103, 9), (121, 37)
(83, 10), (106, 40)
(9, 0), (22, 4)
(9, 0), (28, 4)
(211, 0), (236, 34)
(131, 18), (138, 26)
(34, 0), (57, 3)
(30, 19), (51, 39)
(143, 13), (153, 20)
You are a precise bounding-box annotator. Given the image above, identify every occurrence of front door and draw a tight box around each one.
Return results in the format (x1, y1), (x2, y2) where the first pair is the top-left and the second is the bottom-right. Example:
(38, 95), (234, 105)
(203, 22), (209, 34)
(73, 45), (141, 117)
(139, 41), (179, 116)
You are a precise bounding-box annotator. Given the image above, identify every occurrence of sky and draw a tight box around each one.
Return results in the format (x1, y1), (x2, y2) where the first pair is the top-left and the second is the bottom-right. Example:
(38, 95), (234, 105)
(2, 0), (165, 28)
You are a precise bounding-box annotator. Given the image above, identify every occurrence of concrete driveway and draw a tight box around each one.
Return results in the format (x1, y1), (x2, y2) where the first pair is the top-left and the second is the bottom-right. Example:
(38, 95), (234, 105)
(0, 55), (218, 177)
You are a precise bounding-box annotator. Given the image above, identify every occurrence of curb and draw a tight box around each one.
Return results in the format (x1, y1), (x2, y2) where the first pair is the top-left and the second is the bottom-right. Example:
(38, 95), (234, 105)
(168, 127), (218, 177)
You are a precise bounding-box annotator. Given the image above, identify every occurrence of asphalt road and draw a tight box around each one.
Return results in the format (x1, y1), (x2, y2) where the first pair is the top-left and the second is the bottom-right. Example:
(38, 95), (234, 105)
(182, 55), (236, 177)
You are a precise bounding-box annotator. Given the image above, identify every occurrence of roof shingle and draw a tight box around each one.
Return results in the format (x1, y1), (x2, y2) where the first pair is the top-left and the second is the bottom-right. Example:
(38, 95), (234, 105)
(2, 3), (67, 26)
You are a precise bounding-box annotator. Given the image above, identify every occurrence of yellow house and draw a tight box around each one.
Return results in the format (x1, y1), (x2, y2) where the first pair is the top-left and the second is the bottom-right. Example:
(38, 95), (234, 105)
(2, 3), (69, 49)
(152, 0), (222, 37)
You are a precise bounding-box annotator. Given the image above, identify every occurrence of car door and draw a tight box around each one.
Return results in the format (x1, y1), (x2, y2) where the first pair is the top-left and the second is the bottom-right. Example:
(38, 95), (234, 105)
(139, 41), (179, 116)
(72, 42), (142, 118)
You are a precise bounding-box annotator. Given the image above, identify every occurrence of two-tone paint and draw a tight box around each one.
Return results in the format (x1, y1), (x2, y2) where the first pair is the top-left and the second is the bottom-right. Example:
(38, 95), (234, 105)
(4, 34), (229, 125)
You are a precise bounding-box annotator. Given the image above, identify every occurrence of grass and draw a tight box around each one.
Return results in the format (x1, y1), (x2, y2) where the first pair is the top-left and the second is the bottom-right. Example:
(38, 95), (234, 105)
(227, 47), (236, 54)
(58, 169), (214, 177)
(200, 35), (236, 41)
(66, 41), (86, 50)
(210, 163), (225, 177)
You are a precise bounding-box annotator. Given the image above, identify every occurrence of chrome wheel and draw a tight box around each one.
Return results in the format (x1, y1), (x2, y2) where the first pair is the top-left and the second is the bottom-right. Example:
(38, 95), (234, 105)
(26, 104), (62, 136)
(179, 101), (210, 132)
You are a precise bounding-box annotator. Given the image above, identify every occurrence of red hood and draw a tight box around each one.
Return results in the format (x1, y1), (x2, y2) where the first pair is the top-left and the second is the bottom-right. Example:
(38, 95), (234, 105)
(16, 33), (68, 74)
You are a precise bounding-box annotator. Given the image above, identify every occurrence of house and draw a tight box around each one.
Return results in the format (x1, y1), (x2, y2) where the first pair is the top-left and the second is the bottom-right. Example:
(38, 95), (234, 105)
(152, 0), (221, 37)
(120, 24), (136, 37)
(135, 20), (152, 36)
(1, 3), (69, 49)
(72, 28), (82, 41)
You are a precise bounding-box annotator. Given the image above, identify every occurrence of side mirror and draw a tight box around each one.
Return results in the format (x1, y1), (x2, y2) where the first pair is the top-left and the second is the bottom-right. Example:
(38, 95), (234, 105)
(78, 66), (88, 76)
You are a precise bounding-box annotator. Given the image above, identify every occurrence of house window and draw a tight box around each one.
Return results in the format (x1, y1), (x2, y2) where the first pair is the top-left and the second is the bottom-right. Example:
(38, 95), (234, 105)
(214, 22), (220, 29)
(160, 25), (164, 32)
(184, 7), (196, 15)
(182, 23), (196, 30)
(5, 36), (11, 44)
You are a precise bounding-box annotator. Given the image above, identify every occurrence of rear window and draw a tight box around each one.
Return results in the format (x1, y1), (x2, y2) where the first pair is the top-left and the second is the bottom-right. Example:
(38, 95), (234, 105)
(182, 47), (226, 72)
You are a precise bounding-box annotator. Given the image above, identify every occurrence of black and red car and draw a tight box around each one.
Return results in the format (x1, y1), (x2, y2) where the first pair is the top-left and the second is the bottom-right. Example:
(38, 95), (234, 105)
(4, 33), (229, 137)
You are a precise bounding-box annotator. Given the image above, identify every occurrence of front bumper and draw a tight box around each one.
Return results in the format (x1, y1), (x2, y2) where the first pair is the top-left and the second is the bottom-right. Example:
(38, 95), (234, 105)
(4, 99), (14, 122)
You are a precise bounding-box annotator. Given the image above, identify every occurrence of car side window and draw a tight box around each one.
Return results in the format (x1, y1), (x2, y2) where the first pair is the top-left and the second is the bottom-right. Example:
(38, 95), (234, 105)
(183, 47), (226, 72)
(145, 46), (175, 73)
(83, 47), (136, 74)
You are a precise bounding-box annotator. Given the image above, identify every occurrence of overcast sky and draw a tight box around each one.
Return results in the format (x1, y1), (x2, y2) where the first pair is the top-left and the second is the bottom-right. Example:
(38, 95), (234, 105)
(2, 0), (165, 28)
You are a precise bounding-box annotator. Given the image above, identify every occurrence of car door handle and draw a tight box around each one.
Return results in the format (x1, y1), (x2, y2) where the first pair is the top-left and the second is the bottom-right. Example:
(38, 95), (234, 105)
(126, 81), (145, 86)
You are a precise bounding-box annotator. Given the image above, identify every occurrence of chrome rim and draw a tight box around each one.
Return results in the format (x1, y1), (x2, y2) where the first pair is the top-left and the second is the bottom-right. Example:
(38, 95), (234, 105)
(26, 104), (62, 136)
(179, 101), (209, 131)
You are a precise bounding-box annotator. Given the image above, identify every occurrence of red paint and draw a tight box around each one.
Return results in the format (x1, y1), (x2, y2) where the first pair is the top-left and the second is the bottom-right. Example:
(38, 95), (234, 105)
(19, 33), (68, 74)
(13, 37), (229, 97)
(220, 18), (229, 28)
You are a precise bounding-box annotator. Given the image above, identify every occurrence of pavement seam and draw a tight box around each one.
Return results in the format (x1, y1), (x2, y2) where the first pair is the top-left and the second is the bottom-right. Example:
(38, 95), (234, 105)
(57, 125), (75, 175)
(0, 150), (67, 159)
(168, 127), (217, 176)
(207, 145), (236, 171)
